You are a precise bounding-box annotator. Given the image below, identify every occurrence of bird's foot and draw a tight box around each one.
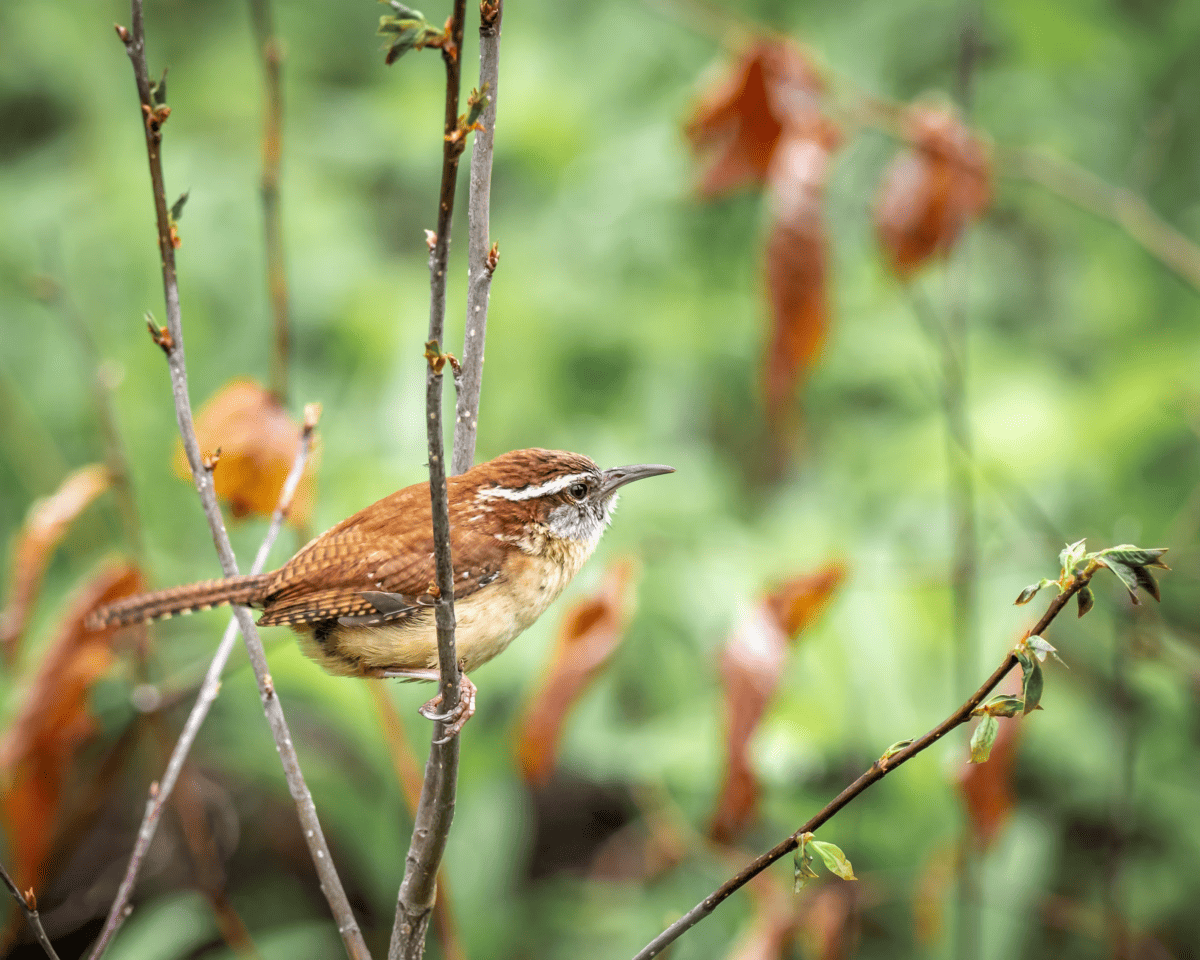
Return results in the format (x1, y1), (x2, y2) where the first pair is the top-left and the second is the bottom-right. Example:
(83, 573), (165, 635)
(419, 673), (477, 743)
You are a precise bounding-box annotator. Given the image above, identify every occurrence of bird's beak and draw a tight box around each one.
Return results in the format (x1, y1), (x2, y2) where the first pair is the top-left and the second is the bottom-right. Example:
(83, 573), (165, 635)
(597, 463), (675, 499)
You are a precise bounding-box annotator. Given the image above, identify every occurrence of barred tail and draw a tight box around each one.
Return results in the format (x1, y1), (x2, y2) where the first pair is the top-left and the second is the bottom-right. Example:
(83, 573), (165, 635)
(86, 573), (272, 630)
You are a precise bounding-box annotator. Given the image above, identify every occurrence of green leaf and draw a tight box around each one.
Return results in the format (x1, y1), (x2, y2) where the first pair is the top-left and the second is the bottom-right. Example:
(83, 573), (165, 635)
(1015, 647), (1035, 675)
(1097, 557), (1141, 601)
(809, 840), (857, 881)
(149, 68), (168, 106)
(1015, 582), (1042, 605)
(979, 695), (1025, 718)
(970, 715), (999, 763)
(1021, 656), (1044, 714)
(1097, 545), (1169, 569)
(1059, 539), (1087, 574)
(880, 739), (913, 762)
(1076, 585), (1094, 618)
(170, 191), (189, 222)
(793, 837), (819, 892)
(1132, 564), (1161, 602)
(1027, 635), (1067, 668)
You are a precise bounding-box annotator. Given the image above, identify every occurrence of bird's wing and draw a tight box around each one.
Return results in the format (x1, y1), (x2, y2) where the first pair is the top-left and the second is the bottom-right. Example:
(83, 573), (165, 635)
(257, 518), (508, 628)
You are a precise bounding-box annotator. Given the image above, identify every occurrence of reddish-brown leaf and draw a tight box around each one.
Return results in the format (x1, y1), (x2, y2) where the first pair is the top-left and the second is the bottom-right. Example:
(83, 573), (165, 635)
(0, 562), (142, 891)
(516, 561), (637, 786)
(956, 676), (1022, 849)
(0, 464), (111, 665)
(686, 39), (826, 200)
(172, 379), (317, 526)
(762, 119), (841, 420)
(710, 564), (845, 843)
(875, 104), (991, 280)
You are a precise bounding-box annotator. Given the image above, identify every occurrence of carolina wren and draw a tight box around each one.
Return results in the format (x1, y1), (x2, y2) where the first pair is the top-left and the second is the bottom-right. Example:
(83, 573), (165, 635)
(89, 448), (673, 734)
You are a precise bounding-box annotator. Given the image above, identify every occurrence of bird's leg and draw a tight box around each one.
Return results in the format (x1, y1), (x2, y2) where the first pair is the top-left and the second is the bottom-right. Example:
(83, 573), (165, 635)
(377, 667), (477, 741)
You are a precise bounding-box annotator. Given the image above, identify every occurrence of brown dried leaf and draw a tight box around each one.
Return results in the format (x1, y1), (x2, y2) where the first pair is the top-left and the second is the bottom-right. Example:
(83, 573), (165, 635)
(0, 562), (143, 891)
(516, 561), (637, 786)
(956, 675), (1021, 849)
(710, 564), (845, 843)
(172, 379), (317, 525)
(875, 104), (991, 280)
(686, 39), (827, 199)
(0, 464), (111, 664)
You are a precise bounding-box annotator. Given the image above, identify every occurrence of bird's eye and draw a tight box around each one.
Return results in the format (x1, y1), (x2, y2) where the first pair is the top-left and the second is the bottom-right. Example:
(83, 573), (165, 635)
(568, 482), (589, 501)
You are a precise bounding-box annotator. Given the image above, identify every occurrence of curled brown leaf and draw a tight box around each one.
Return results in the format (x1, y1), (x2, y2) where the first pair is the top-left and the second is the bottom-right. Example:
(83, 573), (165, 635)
(172, 379), (318, 526)
(0, 464), (111, 664)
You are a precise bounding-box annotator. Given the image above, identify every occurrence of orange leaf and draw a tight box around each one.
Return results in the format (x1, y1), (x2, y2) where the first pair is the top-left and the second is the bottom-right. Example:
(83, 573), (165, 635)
(686, 39), (827, 200)
(0, 561), (143, 891)
(762, 123), (840, 421)
(875, 104), (991, 280)
(172, 379), (317, 526)
(0, 464), (111, 664)
(515, 561), (637, 786)
(956, 675), (1021, 849)
(710, 564), (845, 843)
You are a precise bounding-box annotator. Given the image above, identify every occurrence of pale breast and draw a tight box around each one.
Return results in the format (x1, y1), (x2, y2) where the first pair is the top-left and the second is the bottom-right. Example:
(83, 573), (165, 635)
(311, 543), (593, 676)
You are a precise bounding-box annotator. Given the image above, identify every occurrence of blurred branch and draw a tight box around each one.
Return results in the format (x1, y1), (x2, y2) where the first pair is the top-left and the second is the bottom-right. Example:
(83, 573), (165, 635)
(107, 6), (369, 958)
(630, 563), (1099, 960)
(41, 275), (146, 565)
(1002, 147), (1200, 294)
(451, 0), (502, 475)
(1, 858), (61, 960)
(89, 408), (318, 960)
(246, 0), (291, 403)
(369, 684), (467, 960)
(389, 1), (468, 957)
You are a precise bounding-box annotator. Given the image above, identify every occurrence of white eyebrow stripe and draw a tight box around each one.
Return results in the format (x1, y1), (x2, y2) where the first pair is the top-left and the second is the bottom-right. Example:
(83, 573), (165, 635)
(477, 473), (591, 501)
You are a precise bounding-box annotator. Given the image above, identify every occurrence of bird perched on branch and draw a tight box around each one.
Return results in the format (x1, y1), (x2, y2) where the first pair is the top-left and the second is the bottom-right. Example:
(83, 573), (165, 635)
(89, 448), (673, 736)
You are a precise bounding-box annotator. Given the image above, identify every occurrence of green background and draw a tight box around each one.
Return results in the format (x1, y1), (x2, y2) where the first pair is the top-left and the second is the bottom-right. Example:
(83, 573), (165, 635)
(2, 0), (1200, 957)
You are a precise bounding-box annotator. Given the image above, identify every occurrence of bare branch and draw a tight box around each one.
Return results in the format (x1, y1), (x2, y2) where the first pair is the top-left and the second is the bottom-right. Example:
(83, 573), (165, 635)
(451, 0), (503, 475)
(630, 564), (1098, 960)
(247, 0), (291, 402)
(108, 5), (368, 957)
(389, 1), (469, 957)
(1, 858), (61, 960)
(1001, 147), (1200, 294)
(88, 406), (319, 960)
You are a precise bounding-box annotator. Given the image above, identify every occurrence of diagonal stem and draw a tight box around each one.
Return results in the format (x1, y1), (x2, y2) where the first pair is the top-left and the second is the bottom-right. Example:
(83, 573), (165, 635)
(1, 858), (61, 960)
(629, 565), (1096, 960)
(107, 4), (368, 957)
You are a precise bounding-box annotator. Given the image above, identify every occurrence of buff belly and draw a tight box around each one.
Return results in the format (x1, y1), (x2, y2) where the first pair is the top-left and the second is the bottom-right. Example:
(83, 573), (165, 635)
(294, 549), (586, 677)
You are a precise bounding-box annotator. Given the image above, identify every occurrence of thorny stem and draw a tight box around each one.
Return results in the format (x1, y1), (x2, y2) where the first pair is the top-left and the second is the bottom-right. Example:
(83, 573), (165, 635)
(88, 410), (318, 960)
(629, 564), (1098, 960)
(107, 6), (368, 958)
(246, 0), (291, 403)
(389, 1), (468, 958)
(451, 0), (503, 475)
(1, 858), (62, 960)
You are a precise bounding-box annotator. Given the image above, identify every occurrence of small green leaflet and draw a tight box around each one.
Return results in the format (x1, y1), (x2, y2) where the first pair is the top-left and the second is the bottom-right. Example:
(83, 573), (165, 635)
(969, 715), (999, 763)
(1026, 635), (1067, 668)
(880, 739), (913, 762)
(793, 838), (818, 892)
(1021, 656), (1044, 714)
(809, 840), (857, 881)
(1076, 585), (1094, 618)
(977, 695), (1025, 718)
(1059, 539), (1087, 576)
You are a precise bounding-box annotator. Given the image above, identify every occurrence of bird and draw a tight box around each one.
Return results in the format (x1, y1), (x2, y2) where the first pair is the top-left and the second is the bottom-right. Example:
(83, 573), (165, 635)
(88, 448), (674, 737)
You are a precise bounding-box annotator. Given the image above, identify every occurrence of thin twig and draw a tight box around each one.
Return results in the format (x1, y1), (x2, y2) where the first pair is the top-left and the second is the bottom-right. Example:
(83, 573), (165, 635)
(1, 858), (61, 960)
(630, 564), (1098, 960)
(389, 3), (468, 957)
(451, 0), (503, 476)
(369, 684), (468, 960)
(246, 0), (291, 402)
(88, 407), (319, 960)
(1002, 147), (1200, 294)
(110, 6), (369, 958)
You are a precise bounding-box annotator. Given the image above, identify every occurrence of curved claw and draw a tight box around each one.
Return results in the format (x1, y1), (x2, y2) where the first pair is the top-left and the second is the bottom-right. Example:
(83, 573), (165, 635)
(419, 674), (477, 742)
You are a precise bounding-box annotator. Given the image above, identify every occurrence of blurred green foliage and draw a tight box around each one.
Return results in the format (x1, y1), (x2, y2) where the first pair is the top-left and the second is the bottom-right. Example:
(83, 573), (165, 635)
(2, 0), (1200, 958)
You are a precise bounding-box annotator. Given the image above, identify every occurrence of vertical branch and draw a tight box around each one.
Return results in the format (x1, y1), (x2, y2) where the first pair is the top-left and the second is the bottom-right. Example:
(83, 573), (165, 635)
(451, 0), (503, 476)
(88, 411), (318, 960)
(949, 12), (981, 960)
(247, 0), (291, 403)
(389, 2), (468, 958)
(1, 859), (61, 960)
(110, 6), (369, 958)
